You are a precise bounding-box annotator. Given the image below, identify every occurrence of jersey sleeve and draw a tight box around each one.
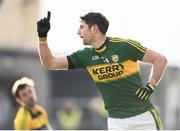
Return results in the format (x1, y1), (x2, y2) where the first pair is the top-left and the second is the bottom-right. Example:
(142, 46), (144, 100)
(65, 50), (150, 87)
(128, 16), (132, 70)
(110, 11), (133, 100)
(67, 50), (84, 69)
(125, 39), (147, 61)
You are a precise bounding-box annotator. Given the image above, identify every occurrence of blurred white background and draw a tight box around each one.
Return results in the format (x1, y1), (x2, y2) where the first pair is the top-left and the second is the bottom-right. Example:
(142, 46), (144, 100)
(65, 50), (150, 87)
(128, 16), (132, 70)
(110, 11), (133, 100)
(40, 0), (180, 67)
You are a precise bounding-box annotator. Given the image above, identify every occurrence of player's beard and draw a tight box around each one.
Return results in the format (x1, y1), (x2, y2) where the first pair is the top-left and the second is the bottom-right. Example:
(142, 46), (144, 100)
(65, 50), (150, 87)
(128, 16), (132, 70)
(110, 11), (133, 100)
(83, 41), (90, 45)
(82, 37), (92, 46)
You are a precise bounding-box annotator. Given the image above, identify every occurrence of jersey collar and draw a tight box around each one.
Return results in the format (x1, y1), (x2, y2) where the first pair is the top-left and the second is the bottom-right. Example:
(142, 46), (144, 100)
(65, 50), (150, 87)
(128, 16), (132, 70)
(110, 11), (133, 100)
(94, 37), (108, 53)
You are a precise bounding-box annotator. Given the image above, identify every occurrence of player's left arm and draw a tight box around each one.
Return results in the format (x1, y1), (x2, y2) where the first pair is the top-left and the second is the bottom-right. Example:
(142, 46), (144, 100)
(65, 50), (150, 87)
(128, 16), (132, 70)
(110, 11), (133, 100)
(142, 49), (168, 85)
(135, 49), (168, 100)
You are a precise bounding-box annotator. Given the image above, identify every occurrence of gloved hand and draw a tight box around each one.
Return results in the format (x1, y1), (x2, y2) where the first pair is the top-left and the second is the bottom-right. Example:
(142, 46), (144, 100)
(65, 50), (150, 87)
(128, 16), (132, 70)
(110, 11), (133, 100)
(37, 11), (51, 37)
(135, 83), (155, 100)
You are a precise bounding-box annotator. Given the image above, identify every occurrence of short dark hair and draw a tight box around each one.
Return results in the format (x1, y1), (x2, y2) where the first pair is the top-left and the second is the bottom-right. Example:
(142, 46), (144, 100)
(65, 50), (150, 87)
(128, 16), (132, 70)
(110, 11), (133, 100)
(80, 12), (109, 35)
(15, 84), (28, 98)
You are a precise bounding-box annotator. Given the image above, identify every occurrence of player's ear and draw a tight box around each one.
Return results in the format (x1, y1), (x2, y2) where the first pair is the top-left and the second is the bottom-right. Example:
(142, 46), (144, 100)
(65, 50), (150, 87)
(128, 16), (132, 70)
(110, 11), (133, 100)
(91, 24), (98, 33)
(16, 98), (24, 106)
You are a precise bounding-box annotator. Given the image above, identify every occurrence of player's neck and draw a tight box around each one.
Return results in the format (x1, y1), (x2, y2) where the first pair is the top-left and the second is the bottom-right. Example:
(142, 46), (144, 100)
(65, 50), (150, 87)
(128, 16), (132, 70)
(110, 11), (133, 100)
(92, 35), (107, 49)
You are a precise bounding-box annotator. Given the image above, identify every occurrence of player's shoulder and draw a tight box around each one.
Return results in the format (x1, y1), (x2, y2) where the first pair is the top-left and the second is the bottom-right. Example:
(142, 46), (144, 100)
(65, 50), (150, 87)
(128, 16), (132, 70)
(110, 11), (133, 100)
(109, 37), (126, 42)
(36, 104), (45, 110)
(108, 36), (143, 48)
(35, 104), (47, 114)
(14, 106), (28, 122)
(72, 47), (93, 55)
(16, 106), (26, 115)
(14, 107), (25, 130)
(108, 37), (136, 44)
(108, 37), (128, 47)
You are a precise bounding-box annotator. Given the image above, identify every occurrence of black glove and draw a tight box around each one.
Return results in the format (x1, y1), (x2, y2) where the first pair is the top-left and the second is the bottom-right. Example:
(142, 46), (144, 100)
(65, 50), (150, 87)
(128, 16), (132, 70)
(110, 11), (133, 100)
(37, 11), (51, 37)
(135, 83), (155, 100)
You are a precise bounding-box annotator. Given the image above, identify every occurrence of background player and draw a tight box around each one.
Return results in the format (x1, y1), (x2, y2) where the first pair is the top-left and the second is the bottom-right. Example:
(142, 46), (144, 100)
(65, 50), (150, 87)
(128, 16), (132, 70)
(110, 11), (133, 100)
(12, 77), (52, 130)
(37, 11), (167, 129)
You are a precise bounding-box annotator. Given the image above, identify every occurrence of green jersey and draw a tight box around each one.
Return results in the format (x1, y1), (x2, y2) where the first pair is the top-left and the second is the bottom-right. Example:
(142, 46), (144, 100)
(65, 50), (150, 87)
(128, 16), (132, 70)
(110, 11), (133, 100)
(67, 37), (153, 118)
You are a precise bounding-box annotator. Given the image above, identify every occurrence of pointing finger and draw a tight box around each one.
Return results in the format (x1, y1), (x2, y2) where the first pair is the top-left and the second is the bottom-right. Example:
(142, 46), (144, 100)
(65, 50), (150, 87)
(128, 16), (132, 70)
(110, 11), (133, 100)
(47, 11), (51, 21)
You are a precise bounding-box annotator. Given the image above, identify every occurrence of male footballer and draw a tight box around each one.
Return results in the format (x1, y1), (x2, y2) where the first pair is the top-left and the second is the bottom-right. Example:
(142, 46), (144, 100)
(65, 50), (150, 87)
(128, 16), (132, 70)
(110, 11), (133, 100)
(37, 11), (167, 129)
(12, 77), (52, 130)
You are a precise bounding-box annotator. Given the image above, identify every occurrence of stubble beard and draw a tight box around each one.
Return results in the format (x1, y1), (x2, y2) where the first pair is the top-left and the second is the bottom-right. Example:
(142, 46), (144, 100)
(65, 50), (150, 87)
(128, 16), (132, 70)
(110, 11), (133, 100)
(82, 38), (92, 46)
(83, 42), (90, 45)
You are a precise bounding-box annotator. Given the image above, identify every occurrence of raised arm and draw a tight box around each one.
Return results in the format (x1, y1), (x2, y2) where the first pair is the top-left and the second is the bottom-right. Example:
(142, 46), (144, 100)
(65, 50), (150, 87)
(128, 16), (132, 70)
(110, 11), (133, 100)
(37, 11), (68, 70)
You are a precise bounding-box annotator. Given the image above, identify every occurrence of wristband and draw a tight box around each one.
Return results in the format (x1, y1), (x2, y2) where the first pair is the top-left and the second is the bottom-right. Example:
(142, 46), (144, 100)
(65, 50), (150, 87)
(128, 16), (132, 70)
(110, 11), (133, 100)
(39, 37), (47, 45)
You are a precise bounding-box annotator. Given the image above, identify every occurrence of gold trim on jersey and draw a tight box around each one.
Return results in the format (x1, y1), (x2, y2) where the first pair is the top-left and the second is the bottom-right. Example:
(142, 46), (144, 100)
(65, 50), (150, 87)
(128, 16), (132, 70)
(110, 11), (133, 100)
(94, 46), (107, 53)
(126, 39), (146, 53)
(87, 60), (139, 83)
(150, 107), (164, 130)
(109, 37), (146, 53)
(109, 37), (125, 42)
(127, 39), (146, 49)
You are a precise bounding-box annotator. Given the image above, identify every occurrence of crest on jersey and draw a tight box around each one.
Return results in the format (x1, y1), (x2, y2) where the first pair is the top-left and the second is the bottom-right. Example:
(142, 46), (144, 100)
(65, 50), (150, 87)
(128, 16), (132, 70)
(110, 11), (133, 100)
(111, 55), (119, 62)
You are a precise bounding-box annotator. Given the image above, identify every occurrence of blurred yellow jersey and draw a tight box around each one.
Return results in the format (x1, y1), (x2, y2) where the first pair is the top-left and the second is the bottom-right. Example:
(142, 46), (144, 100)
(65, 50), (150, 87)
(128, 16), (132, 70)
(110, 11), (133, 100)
(14, 105), (50, 130)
